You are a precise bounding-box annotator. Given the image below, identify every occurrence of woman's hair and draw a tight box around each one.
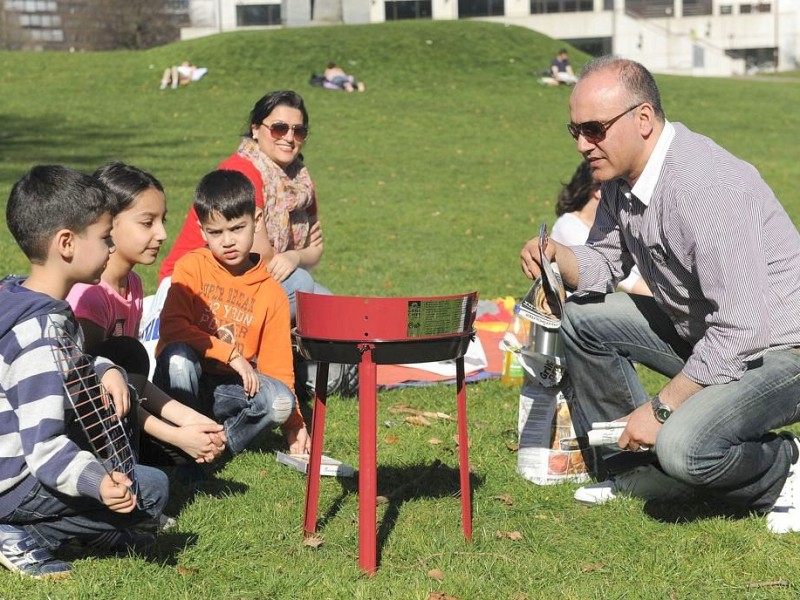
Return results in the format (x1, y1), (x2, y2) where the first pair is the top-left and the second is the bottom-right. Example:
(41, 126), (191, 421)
(555, 161), (599, 217)
(92, 161), (164, 212)
(244, 90), (309, 137)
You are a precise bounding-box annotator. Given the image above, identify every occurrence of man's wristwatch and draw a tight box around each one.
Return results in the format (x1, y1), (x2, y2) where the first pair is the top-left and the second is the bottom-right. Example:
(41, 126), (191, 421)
(651, 395), (672, 423)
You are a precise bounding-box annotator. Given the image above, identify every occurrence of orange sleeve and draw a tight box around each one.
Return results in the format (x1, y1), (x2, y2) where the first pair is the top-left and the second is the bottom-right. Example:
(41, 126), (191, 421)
(156, 254), (236, 365)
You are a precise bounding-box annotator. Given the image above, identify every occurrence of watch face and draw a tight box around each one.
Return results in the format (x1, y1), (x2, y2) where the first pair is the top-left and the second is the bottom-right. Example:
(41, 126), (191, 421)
(652, 396), (671, 423)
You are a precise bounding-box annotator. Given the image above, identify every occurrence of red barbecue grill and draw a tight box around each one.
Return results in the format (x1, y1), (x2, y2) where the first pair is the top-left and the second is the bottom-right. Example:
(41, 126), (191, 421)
(294, 291), (478, 574)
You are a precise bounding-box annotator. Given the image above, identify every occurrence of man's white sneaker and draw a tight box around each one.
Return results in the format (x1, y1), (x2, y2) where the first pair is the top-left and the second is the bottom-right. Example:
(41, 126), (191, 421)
(767, 437), (800, 534)
(574, 480), (616, 505)
(574, 464), (695, 505)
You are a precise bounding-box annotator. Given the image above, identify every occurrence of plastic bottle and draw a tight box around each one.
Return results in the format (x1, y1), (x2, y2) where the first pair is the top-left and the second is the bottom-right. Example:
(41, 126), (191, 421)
(500, 305), (529, 388)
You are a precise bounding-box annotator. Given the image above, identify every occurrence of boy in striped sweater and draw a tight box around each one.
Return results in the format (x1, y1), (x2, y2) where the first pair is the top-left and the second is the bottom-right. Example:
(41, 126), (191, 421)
(0, 165), (169, 579)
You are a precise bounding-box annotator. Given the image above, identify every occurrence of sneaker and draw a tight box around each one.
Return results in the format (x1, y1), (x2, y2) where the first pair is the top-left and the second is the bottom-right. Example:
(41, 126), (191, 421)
(574, 480), (617, 505)
(767, 437), (800, 534)
(85, 528), (156, 555)
(575, 464), (695, 505)
(0, 525), (72, 580)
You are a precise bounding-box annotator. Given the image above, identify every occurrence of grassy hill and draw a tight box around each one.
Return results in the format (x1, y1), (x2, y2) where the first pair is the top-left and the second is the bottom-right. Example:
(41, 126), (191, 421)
(1, 20), (800, 600)
(2, 20), (797, 299)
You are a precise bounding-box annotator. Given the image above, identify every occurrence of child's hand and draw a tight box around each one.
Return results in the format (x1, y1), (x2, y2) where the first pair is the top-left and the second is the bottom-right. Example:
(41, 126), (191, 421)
(174, 422), (227, 463)
(101, 369), (130, 417)
(99, 471), (137, 513)
(229, 356), (259, 397)
(287, 426), (311, 455)
(267, 251), (300, 284)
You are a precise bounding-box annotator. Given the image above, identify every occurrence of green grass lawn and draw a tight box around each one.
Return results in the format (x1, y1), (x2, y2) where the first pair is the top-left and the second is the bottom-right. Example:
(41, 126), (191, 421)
(1, 19), (800, 599)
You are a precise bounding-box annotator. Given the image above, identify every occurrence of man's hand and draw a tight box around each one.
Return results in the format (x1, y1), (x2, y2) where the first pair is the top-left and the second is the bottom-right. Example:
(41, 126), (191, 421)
(287, 426), (311, 455)
(101, 368), (130, 417)
(617, 402), (661, 452)
(99, 471), (137, 513)
(520, 236), (557, 280)
(267, 251), (301, 283)
(229, 356), (260, 397)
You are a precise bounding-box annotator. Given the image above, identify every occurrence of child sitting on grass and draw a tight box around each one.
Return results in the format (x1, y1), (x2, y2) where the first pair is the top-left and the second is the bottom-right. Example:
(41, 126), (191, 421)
(155, 169), (310, 456)
(0, 165), (169, 579)
(66, 162), (226, 467)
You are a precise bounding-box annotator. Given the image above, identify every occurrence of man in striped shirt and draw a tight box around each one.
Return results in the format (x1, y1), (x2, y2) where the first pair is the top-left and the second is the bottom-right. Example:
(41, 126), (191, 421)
(520, 56), (800, 533)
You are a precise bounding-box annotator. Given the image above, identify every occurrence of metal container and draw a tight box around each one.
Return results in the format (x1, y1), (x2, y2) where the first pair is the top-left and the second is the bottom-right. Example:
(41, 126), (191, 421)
(532, 323), (564, 360)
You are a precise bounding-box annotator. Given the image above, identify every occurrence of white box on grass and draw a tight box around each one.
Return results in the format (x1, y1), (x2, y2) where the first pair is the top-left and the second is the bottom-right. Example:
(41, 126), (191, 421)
(276, 452), (355, 477)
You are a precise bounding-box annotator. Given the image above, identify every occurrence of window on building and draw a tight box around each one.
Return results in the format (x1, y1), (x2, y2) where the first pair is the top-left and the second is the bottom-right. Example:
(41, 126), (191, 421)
(459, 0), (504, 17)
(531, 0), (591, 13)
(236, 4), (281, 26)
(740, 4), (752, 13)
(719, 4), (732, 14)
(29, 28), (63, 41)
(384, 0), (432, 20)
(682, 0), (712, 17)
(8, 0), (65, 9)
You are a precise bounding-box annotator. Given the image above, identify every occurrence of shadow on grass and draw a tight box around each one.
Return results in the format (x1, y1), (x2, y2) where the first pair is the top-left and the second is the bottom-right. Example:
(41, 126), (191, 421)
(313, 459), (484, 567)
(58, 531), (200, 568)
(643, 497), (752, 524)
(160, 463), (249, 519)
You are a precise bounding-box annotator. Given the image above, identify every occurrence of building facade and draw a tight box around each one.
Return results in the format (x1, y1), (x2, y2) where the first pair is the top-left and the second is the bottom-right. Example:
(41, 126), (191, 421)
(180, 0), (797, 76)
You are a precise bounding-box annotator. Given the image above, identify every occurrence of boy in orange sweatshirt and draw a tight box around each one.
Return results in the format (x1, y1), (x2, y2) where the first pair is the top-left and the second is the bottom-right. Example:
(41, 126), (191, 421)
(154, 170), (309, 455)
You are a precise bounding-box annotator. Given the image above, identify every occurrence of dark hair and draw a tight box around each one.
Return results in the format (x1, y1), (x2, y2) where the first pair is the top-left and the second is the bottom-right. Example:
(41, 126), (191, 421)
(244, 90), (309, 138)
(555, 161), (599, 217)
(327, 62), (337, 69)
(93, 161), (164, 212)
(7, 164), (117, 263)
(580, 56), (665, 121)
(194, 170), (256, 223)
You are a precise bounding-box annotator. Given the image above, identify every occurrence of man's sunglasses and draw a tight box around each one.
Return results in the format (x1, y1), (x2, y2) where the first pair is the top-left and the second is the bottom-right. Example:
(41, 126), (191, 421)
(260, 121), (309, 141)
(567, 104), (641, 142)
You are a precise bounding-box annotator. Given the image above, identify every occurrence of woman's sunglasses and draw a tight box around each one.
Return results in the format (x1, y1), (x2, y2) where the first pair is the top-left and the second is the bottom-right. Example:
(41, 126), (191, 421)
(566, 104), (641, 143)
(260, 121), (309, 141)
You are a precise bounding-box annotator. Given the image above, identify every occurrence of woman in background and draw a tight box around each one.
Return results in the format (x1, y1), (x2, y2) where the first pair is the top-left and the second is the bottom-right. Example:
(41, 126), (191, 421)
(551, 161), (651, 296)
(159, 90), (328, 320)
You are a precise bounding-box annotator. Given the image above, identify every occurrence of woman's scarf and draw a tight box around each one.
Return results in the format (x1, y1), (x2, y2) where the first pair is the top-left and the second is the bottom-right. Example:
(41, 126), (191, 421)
(237, 136), (315, 253)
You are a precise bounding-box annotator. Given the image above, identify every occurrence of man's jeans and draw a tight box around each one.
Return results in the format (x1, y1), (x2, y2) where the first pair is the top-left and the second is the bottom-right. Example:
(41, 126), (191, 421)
(154, 343), (296, 454)
(280, 267), (331, 323)
(5, 465), (168, 550)
(561, 292), (800, 512)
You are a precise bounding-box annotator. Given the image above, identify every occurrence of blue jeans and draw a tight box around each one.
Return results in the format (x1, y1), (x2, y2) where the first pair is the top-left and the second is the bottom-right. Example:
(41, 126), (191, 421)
(154, 343), (296, 454)
(561, 292), (800, 512)
(280, 267), (330, 322)
(5, 465), (168, 550)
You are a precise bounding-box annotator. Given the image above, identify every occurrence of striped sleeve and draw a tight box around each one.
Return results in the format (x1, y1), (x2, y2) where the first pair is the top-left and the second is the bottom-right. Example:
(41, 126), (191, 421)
(2, 319), (105, 501)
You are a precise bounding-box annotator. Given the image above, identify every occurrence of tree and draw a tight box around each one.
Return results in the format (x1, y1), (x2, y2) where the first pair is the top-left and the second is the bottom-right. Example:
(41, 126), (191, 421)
(58, 0), (185, 50)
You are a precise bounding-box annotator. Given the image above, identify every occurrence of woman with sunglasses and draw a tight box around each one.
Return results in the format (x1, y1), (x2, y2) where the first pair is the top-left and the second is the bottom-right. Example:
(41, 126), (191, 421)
(158, 90), (329, 318)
